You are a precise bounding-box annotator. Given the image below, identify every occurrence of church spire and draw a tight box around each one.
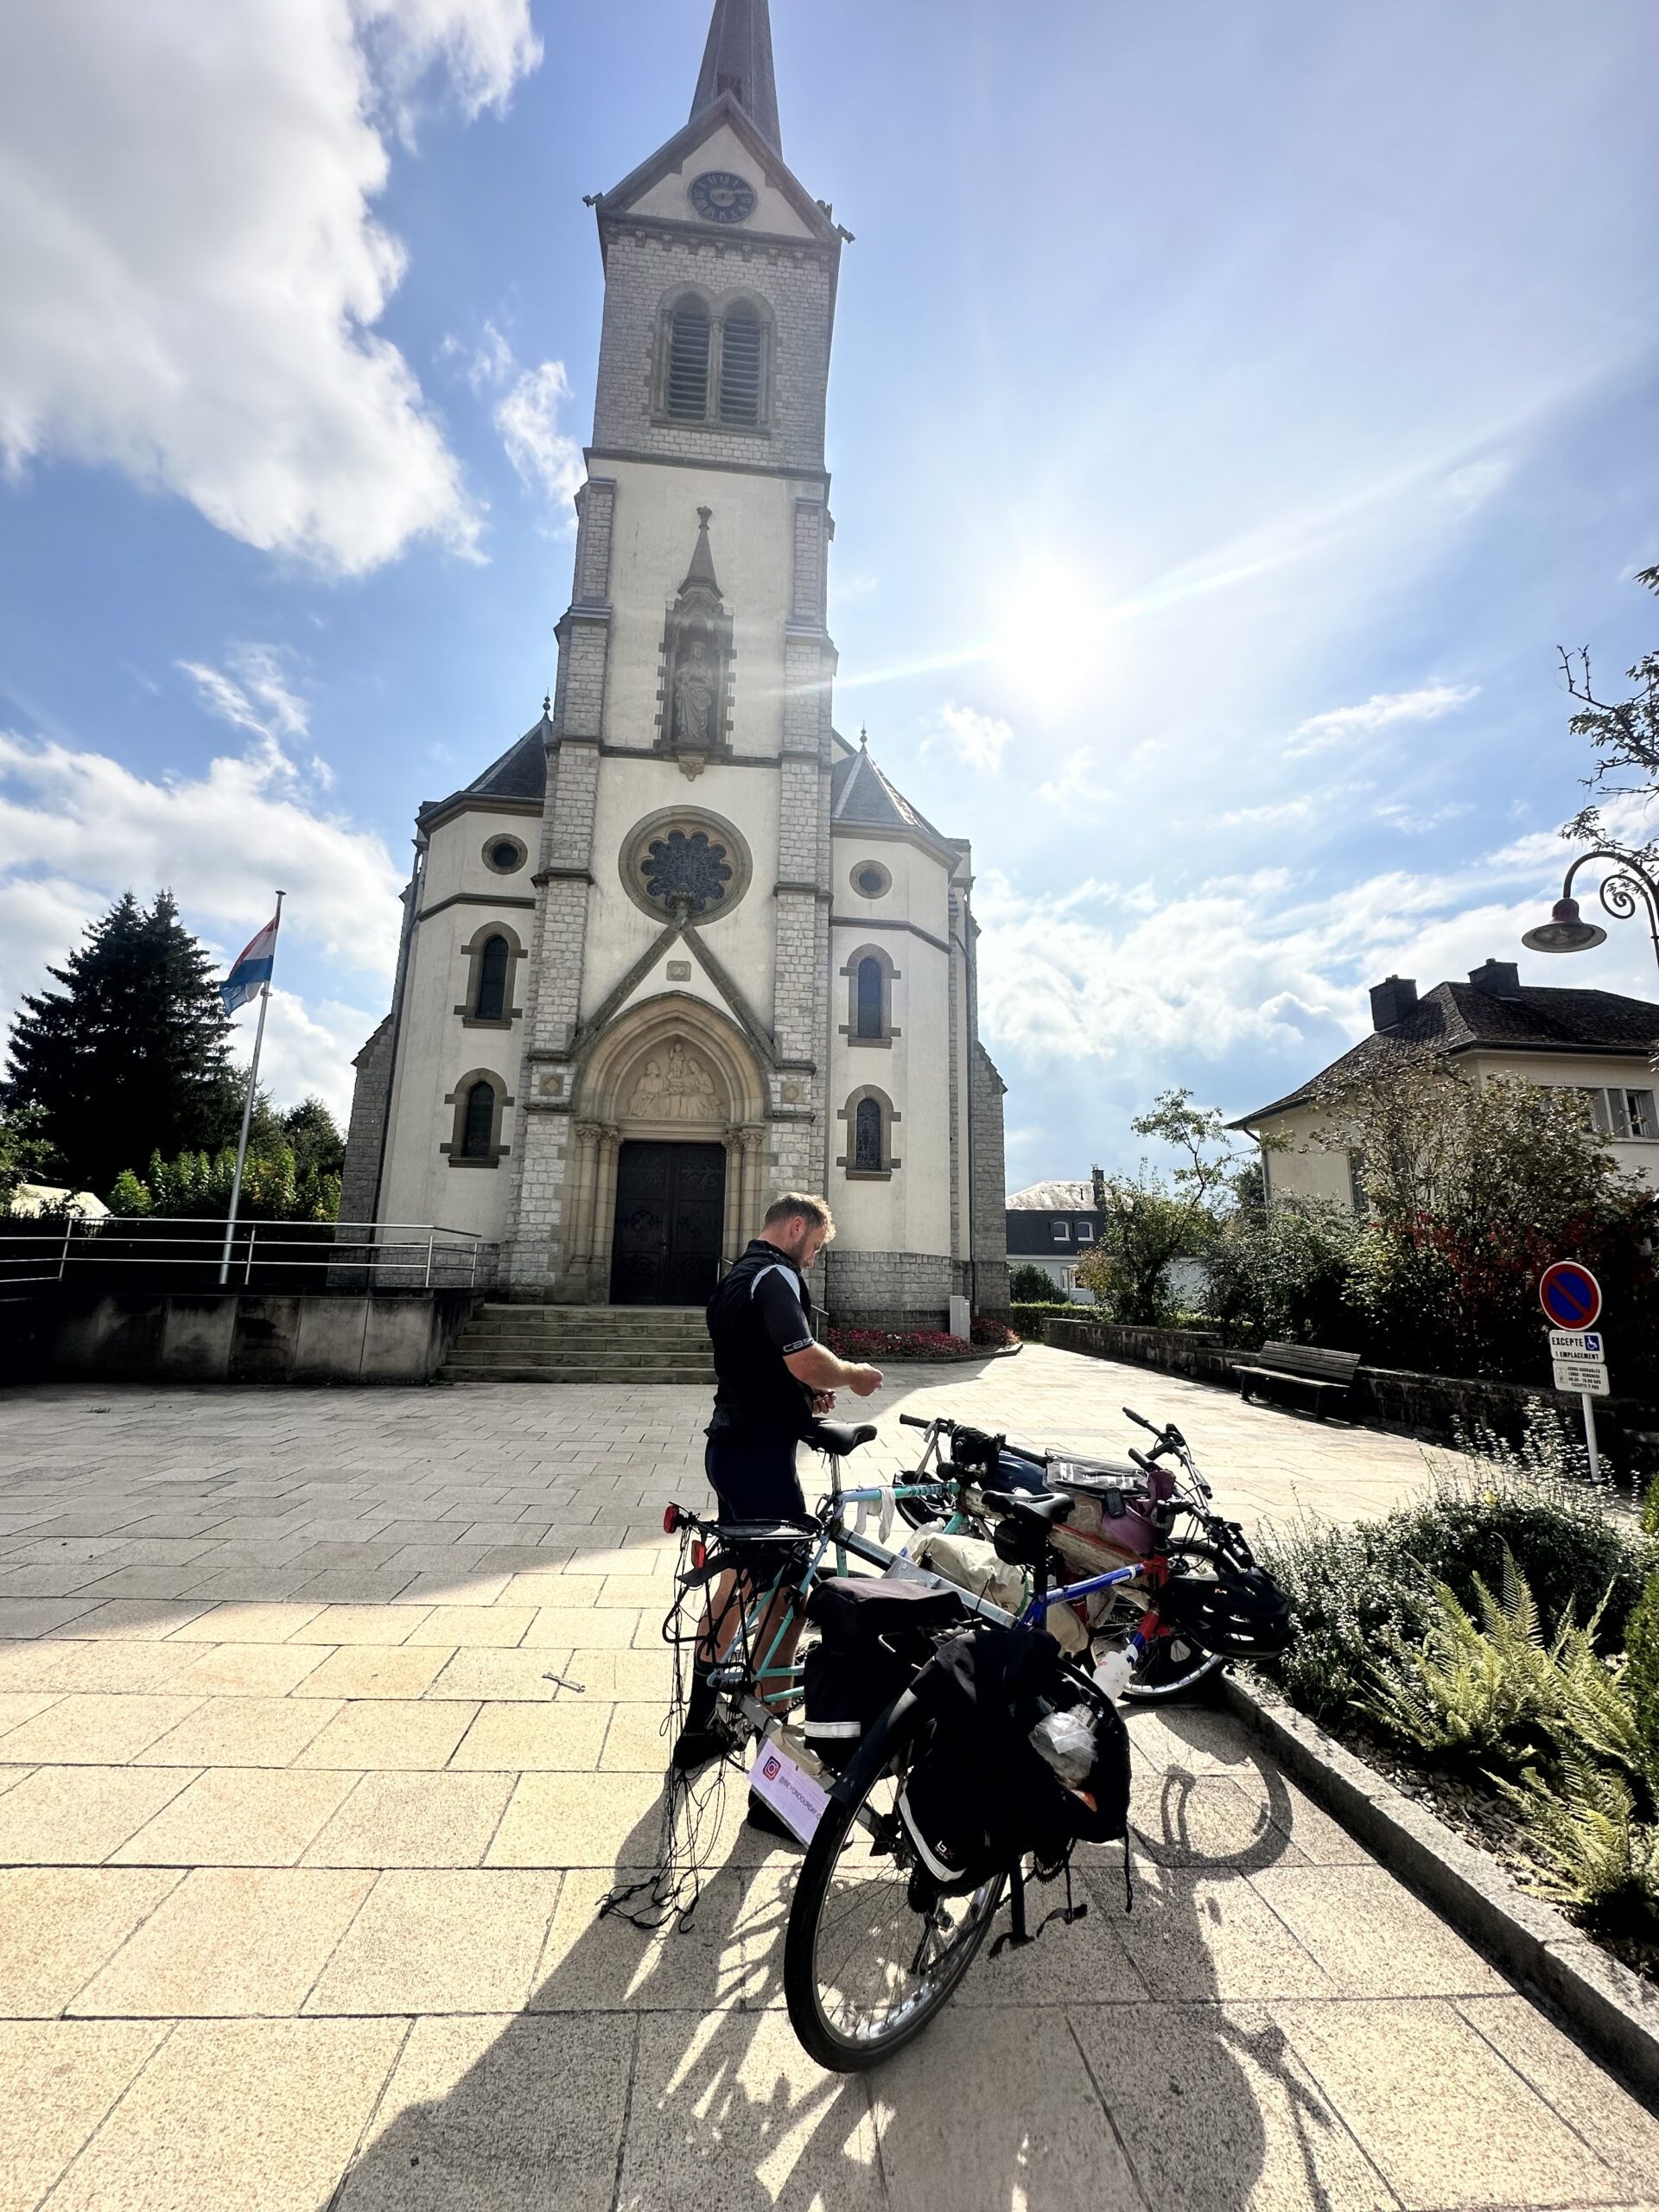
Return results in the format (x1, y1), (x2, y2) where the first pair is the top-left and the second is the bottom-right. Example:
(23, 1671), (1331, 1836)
(691, 0), (781, 156)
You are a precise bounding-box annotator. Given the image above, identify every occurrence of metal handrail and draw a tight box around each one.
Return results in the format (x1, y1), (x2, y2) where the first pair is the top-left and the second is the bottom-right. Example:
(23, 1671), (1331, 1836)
(0, 1217), (491, 1293)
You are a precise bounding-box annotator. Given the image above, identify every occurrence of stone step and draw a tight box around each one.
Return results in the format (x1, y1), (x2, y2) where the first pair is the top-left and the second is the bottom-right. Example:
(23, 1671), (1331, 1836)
(440, 1361), (715, 1384)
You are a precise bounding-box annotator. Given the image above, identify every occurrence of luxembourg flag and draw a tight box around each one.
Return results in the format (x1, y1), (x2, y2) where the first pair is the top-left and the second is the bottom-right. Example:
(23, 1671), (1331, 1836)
(220, 911), (281, 1014)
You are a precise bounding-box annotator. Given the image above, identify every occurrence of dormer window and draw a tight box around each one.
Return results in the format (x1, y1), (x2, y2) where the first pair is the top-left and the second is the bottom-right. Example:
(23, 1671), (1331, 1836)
(658, 292), (772, 431)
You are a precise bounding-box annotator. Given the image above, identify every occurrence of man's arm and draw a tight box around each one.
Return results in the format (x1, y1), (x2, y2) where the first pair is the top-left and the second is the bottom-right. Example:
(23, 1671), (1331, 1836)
(784, 1341), (884, 1399)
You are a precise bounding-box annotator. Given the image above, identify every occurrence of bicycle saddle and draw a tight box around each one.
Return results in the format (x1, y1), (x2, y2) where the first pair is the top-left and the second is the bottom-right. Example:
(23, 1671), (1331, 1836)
(982, 1488), (1075, 1529)
(805, 1418), (878, 1459)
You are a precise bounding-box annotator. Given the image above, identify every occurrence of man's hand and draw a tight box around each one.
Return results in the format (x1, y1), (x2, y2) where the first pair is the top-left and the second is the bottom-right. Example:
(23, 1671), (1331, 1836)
(846, 1363), (883, 1398)
(810, 1389), (837, 1414)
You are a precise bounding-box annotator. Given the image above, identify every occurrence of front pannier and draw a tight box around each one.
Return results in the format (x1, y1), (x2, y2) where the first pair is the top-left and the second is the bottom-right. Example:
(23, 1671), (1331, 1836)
(801, 1578), (964, 1770)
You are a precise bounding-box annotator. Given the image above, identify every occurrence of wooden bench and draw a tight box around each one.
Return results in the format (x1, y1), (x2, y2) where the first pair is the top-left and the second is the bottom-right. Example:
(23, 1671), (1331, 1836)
(1231, 1342), (1362, 1421)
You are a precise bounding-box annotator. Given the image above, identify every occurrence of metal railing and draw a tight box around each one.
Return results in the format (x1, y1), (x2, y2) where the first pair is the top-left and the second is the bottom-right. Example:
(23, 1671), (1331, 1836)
(0, 1217), (495, 1294)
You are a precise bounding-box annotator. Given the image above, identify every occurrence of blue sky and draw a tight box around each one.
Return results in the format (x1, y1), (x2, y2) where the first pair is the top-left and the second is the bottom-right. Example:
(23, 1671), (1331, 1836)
(2, 0), (1656, 1192)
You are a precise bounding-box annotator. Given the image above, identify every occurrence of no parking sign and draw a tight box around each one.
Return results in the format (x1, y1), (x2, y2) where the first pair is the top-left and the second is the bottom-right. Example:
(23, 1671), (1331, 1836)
(1539, 1262), (1603, 1332)
(1539, 1262), (1609, 1478)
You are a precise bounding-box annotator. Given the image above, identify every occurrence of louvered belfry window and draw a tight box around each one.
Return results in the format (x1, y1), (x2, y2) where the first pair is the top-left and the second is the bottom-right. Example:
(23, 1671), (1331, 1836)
(718, 305), (763, 426)
(666, 302), (711, 419)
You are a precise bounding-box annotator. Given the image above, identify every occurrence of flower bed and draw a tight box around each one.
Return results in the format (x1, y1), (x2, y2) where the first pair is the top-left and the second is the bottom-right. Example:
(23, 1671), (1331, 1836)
(825, 1317), (1018, 1363)
(1255, 1417), (1659, 1982)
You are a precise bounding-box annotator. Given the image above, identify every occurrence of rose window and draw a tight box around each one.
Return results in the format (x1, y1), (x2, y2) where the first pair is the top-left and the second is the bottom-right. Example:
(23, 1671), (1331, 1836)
(641, 829), (734, 915)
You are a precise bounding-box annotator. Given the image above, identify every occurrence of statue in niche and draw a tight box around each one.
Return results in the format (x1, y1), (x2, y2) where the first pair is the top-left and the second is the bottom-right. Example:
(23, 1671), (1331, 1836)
(658, 507), (732, 772)
(671, 641), (715, 752)
(626, 1044), (717, 1121)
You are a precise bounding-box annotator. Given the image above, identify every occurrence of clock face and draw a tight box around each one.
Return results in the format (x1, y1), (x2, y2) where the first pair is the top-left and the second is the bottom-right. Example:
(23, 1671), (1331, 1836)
(690, 170), (756, 226)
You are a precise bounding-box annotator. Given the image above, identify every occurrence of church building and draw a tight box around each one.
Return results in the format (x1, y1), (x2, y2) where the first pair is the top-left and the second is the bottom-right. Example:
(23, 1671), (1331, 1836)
(341, 0), (1008, 1325)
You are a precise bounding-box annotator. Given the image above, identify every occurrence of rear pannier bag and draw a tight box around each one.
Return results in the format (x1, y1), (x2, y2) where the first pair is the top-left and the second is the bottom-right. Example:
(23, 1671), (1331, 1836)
(897, 1623), (1130, 1891)
(802, 1577), (963, 1770)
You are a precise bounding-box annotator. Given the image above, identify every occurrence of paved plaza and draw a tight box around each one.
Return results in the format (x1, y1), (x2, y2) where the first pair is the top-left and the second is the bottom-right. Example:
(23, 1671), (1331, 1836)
(0, 1344), (1654, 2209)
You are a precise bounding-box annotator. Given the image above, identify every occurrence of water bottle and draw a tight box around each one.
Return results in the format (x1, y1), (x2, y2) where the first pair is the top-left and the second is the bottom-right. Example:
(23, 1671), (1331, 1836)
(1028, 1707), (1097, 1785)
(1091, 1647), (1135, 1705)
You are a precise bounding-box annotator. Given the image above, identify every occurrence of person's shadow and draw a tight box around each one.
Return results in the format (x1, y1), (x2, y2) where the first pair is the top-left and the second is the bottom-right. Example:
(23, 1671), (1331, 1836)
(319, 1706), (1359, 2211)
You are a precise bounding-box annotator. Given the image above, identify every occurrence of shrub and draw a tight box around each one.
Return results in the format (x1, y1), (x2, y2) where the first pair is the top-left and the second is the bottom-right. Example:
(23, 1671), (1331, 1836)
(1008, 1301), (1076, 1339)
(1628, 1572), (1659, 1780)
(1008, 1262), (1061, 1304)
(1200, 1200), (1363, 1350)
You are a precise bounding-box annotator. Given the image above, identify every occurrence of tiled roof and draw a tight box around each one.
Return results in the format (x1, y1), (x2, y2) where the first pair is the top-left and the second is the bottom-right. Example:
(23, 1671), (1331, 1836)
(421, 709), (551, 822)
(1007, 1180), (1096, 1211)
(1236, 981), (1659, 1123)
(830, 746), (950, 847)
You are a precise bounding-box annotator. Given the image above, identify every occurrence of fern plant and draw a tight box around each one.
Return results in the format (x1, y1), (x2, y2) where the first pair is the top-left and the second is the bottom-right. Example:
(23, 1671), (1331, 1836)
(1363, 1553), (1563, 1764)
(1499, 1754), (1659, 1929)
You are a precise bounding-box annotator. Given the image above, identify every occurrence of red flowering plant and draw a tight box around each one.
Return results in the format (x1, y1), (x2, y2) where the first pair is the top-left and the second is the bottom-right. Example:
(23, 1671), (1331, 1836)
(825, 1319), (1016, 1363)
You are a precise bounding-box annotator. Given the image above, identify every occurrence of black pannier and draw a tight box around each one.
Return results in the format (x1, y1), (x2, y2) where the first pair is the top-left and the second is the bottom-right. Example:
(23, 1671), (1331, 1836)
(802, 1577), (964, 1770)
(897, 1623), (1130, 1892)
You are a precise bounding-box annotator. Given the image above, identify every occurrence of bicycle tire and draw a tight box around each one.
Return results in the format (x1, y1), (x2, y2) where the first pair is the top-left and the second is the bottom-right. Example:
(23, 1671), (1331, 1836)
(1122, 1539), (1228, 1703)
(784, 1697), (1003, 2070)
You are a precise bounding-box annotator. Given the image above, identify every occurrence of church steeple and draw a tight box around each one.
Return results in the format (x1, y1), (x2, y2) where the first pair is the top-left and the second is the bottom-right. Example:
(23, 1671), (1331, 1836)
(691, 0), (781, 156)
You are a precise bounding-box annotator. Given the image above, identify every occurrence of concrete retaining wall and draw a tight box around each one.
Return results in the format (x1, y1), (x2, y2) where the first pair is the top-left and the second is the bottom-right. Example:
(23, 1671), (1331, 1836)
(1, 1289), (481, 1387)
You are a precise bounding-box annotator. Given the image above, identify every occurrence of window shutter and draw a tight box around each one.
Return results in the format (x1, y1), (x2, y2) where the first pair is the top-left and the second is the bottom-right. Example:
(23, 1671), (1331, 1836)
(717, 306), (763, 426)
(666, 304), (710, 420)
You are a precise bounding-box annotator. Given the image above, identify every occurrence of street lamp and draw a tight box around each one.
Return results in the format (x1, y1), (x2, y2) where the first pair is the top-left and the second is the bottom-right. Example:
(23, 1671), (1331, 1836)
(1522, 849), (1659, 981)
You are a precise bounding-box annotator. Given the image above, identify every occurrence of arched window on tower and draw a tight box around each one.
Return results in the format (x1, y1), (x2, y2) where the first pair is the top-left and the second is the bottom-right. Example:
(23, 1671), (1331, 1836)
(474, 934), (510, 1024)
(460, 1079), (497, 1160)
(666, 302), (711, 420)
(854, 1096), (883, 1173)
(855, 957), (884, 1040)
(718, 304), (763, 426)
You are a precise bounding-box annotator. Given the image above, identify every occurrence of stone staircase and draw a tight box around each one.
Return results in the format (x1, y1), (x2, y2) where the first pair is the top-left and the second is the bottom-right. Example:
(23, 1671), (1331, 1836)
(439, 1304), (715, 1384)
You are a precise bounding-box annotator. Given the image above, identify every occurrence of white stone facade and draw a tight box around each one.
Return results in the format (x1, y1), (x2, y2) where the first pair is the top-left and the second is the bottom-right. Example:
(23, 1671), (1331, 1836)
(344, 72), (1007, 1323)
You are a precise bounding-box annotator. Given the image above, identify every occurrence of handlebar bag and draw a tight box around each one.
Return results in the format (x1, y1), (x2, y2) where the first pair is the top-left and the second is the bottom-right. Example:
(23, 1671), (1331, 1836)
(802, 1579), (964, 1770)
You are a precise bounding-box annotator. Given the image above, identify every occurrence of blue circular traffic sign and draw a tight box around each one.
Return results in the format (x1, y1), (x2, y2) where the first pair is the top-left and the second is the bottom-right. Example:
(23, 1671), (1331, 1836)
(1540, 1262), (1602, 1332)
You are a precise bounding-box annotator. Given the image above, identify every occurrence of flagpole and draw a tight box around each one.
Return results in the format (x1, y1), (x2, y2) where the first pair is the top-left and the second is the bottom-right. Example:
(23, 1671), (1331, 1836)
(219, 890), (284, 1287)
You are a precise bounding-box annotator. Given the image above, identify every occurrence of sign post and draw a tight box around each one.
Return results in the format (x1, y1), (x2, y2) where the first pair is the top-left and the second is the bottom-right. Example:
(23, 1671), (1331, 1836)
(1539, 1263), (1605, 1483)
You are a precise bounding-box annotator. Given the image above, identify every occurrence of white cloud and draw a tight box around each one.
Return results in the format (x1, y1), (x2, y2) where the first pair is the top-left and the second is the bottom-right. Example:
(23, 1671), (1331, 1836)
(0, 0), (543, 574)
(923, 702), (1014, 776)
(495, 359), (584, 518)
(1286, 683), (1480, 756)
(1034, 748), (1112, 811)
(440, 320), (516, 395)
(252, 988), (384, 1123)
(1215, 798), (1316, 829)
(0, 728), (403, 982)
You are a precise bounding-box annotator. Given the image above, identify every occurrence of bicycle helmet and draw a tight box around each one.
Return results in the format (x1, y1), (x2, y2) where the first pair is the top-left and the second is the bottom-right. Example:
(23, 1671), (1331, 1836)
(1156, 1565), (1292, 1658)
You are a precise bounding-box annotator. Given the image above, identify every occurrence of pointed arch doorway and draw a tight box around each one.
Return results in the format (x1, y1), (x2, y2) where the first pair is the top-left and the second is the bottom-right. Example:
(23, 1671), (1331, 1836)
(560, 996), (771, 1304)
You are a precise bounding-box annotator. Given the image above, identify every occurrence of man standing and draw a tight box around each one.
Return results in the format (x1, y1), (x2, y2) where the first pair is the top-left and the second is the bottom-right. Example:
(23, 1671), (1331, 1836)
(672, 1193), (882, 1771)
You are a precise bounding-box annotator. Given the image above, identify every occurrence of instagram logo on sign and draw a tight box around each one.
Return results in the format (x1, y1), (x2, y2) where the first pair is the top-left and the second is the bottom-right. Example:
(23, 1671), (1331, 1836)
(762, 1756), (781, 1782)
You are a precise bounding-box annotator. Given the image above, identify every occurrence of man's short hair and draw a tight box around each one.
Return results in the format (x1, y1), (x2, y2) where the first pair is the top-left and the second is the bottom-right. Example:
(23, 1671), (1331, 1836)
(764, 1192), (836, 1241)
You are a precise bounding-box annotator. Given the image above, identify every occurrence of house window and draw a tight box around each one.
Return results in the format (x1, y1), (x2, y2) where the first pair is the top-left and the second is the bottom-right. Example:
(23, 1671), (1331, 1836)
(1597, 1087), (1658, 1141)
(474, 935), (510, 1024)
(666, 302), (711, 419)
(855, 957), (883, 1039)
(854, 1097), (882, 1172)
(483, 836), (527, 875)
(718, 303), (763, 425)
(1052, 1219), (1070, 1243)
(1076, 1222), (1093, 1243)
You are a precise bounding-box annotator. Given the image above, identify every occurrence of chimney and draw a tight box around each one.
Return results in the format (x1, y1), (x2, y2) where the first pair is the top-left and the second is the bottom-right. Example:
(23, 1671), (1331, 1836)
(1370, 975), (1419, 1032)
(1090, 1164), (1106, 1212)
(1468, 958), (1522, 999)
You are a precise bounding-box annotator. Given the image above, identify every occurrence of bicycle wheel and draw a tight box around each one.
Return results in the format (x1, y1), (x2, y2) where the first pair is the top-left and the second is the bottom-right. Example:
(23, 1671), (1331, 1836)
(784, 1698), (1004, 2070)
(1122, 1540), (1226, 1703)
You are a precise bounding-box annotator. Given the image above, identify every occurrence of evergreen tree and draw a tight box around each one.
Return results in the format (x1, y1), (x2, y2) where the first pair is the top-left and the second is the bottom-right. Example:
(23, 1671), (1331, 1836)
(3, 892), (237, 1199)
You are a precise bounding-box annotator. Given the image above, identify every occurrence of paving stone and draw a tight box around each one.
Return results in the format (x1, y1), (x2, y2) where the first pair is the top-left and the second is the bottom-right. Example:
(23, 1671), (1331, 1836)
(334, 2012), (632, 2212)
(0, 1692), (207, 1766)
(1110, 1866), (1337, 2000)
(305, 1869), (562, 2014)
(1274, 1997), (1630, 2208)
(563, 1647), (676, 1700)
(486, 1772), (665, 1866)
(302, 1771), (515, 1869)
(1130, 1770), (1310, 1871)
(531, 1862), (766, 2012)
(165, 1640), (332, 1697)
(288, 1604), (429, 1644)
(1070, 2001), (1395, 2212)
(0, 2018), (168, 2212)
(57, 1599), (215, 1640)
(163, 1600), (326, 1642)
(293, 1643), (453, 1699)
(1249, 1864), (1509, 1998)
(450, 1700), (613, 1772)
(391, 1569), (516, 1605)
(0, 1764), (199, 1866)
(37, 1637), (206, 1694)
(111, 1766), (359, 1866)
(0, 1866), (181, 2013)
(0, 1599), (105, 1639)
(0, 1690), (63, 1736)
(135, 1693), (342, 1768)
(41, 2017), (405, 2212)
(598, 1700), (675, 1772)
(524, 1604), (646, 1649)
(68, 1866), (375, 2017)
(426, 1646), (565, 1701)
(400, 1602), (534, 1647)
(1455, 1993), (1659, 2203)
(296, 1699), (480, 1771)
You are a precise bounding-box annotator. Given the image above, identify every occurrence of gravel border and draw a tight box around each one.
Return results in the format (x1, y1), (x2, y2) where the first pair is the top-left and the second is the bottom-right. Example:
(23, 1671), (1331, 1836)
(1222, 1670), (1659, 2103)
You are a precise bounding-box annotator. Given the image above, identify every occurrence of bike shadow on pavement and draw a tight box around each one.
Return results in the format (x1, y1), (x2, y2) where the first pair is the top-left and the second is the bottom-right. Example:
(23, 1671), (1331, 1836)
(317, 1716), (1371, 2212)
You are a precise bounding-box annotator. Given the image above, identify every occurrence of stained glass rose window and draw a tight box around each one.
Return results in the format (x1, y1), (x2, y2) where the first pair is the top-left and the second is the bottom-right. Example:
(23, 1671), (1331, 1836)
(641, 829), (733, 915)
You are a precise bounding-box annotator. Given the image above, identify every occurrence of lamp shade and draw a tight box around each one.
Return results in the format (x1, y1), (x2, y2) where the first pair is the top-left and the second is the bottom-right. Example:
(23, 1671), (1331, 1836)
(1521, 897), (1607, 955)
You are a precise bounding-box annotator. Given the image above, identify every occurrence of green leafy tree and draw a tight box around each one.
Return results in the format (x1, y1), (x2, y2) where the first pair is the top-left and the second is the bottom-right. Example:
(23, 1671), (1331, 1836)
(1076, 1090), (1247, 1326)
(1201, 1198), (1362, 1349)
(3, 892), (236, 1200)
(0, 1104), (53, 1212)
(1560, 563), (1659, 871)
(1309, 1056), (1656, 1382)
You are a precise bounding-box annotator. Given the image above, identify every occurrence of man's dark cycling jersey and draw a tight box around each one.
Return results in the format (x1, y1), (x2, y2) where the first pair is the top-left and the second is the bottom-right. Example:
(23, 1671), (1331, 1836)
(705, 1236), (817, 1441)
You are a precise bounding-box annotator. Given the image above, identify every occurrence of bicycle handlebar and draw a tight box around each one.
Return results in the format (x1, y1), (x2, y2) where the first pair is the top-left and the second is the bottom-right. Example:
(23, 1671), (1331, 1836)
(899, 1413), (933, 1429)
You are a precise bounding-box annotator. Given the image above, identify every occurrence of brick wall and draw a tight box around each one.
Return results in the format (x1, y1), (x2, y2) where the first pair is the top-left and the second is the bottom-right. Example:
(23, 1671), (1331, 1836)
(824, 1248), (953, 1330)
(970, 1040), (1010, 1313)
(339, 1015), (395, 1224)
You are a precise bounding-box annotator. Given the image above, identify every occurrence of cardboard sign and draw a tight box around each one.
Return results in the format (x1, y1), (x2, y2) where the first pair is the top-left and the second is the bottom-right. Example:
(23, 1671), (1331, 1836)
(748, 1734), (830, 1844)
